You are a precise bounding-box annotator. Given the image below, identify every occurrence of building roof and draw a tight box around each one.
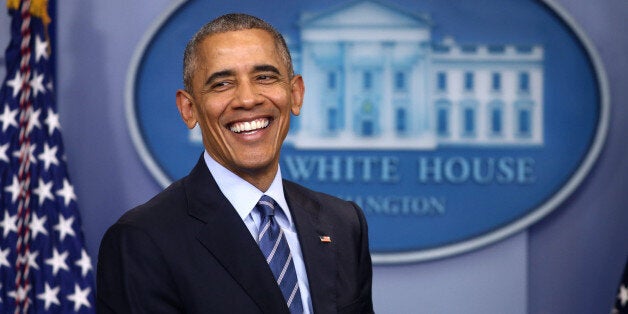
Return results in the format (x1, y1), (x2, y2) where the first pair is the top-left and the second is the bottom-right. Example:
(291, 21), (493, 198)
(299, 0), (432, 29)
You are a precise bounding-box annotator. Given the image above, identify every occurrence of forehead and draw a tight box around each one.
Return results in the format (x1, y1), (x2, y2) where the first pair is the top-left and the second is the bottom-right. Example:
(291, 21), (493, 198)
(195, 29), (285, 73)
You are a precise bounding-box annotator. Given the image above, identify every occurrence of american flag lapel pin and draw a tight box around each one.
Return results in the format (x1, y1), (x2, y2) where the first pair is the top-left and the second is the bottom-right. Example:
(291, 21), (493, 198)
(319, 235), (332, 243)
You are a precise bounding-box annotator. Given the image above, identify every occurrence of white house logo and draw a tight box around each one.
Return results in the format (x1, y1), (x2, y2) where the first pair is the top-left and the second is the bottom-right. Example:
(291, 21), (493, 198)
(126, 0), (608, 263)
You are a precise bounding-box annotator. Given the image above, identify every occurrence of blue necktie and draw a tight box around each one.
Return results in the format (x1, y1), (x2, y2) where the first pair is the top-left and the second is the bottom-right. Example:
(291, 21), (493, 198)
(256, 195), (304, 313)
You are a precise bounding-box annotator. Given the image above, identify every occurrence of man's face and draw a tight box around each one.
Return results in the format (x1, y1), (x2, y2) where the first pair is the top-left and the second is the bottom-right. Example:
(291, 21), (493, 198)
(177, 29), (304, 185)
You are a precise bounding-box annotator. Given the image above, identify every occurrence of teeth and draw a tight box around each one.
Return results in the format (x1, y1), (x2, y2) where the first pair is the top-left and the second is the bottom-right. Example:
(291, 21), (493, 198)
(230, 119), (269, 133)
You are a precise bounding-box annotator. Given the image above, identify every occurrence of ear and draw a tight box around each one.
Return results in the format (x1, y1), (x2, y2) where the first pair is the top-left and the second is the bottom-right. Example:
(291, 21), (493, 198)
(290, 75), (305, 116)
(176, 89), (198, 129)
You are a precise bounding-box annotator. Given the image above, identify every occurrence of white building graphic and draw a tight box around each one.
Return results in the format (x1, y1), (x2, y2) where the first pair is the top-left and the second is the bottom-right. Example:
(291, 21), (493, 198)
(191, 0), (544, 150)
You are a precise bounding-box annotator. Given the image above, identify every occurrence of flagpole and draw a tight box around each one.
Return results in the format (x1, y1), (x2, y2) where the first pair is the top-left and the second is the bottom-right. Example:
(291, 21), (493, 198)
(14, 1), (33, 312)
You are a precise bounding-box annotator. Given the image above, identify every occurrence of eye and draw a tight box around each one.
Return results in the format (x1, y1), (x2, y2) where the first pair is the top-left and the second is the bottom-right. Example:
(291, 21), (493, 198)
(211, 80), (232, 91)
(256, 74), (278, 84)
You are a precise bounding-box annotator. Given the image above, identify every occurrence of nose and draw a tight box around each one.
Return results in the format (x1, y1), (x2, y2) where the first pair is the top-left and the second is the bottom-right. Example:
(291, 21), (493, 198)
(233, 80), (263, 109)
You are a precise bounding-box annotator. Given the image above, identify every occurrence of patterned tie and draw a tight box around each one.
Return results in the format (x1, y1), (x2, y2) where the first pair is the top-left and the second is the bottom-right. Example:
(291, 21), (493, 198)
(256, 195), (304, 313)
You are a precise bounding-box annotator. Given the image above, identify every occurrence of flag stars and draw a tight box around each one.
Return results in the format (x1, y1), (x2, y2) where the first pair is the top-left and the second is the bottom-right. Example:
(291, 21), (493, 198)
(67, 284), (92, 312)
(38, 143), (59, 171)
(27, 108), (42, 135)
(4, 175), (21, 203)
(12, 142), (37, 165)
(8, 285), (31, 304)
(0, 143), (9, 162)
(0, 247), (11, 268)
(53, 214), (76, 241)
(45, 248), (69, 276)
(0, 143), (9, 163)
(75, 249), (93, 277)
(619, 284), (628, 307)
(0, 211), (18, 237)
(33, 178), (54, 206)
(35, 36), (49, 62)
(56, 179), (77, 206)
(5, 71), (24, 98)
(45, 108), (61, 135)
(37, 283), (60, 310)
(0, 104), (18, 132)
(30, 71), (46, 97)
(17, 250), (40, 271)
(23, 250), (40, 270)
(29, 213), (48, 240)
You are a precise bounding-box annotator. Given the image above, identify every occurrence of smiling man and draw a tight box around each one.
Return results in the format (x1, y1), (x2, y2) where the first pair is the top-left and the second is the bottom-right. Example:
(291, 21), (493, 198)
(97, 13), (373, 314)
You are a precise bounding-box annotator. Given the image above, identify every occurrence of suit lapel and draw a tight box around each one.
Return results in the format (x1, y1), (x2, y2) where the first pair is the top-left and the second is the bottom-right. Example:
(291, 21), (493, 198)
(284, 182), (337, 314)
(184, 157), (289, 314)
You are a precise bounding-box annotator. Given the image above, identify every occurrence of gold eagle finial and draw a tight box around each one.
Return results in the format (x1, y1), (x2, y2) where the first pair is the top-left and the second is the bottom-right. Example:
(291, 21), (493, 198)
(7, 0), (51, 26)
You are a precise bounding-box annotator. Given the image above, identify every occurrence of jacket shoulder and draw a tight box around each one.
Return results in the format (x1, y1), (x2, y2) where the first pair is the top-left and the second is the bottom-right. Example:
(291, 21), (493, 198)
(115, 178), (189, 230)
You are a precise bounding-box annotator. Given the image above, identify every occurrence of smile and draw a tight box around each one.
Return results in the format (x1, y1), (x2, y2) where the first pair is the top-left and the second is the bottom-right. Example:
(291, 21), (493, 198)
(229, 118), (270, 133)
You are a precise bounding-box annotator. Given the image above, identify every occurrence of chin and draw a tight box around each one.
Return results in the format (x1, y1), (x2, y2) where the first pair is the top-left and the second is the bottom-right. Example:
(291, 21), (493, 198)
(233, 156), (273, 170)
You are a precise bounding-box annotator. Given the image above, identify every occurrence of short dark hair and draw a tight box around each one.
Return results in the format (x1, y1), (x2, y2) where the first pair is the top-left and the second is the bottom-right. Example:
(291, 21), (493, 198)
(182, 13), (293, 92)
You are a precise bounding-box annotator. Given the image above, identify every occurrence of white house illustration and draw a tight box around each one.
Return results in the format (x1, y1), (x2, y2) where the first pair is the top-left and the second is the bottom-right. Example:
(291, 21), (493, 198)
(190, 0), (544, 150)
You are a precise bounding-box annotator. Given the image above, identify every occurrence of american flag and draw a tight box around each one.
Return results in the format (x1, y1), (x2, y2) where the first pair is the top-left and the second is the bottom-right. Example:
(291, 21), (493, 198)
(0, 0), (95, 313)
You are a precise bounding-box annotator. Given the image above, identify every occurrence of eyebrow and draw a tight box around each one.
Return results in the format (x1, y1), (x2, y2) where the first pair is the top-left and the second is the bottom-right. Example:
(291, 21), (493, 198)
(252, 64), (281, 75)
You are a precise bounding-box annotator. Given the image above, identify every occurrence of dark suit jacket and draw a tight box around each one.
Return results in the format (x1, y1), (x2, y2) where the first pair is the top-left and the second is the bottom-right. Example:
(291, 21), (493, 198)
(97, 157), (373, 313)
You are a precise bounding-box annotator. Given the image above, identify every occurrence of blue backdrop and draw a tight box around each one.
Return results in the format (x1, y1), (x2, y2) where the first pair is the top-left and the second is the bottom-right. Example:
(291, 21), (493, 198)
(0, 0), (622, 313)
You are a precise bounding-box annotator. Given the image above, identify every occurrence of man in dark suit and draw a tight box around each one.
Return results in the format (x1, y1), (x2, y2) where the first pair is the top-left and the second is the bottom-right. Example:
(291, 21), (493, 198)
(97, 13), (373, 313)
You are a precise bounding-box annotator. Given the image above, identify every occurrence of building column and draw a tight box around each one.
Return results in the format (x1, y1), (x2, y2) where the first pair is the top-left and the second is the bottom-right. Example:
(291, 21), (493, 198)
(342, 42), (353, 138)
(382, 42), (394, 138)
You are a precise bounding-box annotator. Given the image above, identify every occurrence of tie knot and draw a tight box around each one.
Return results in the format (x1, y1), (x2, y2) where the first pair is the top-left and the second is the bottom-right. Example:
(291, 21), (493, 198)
(257, 195), (276, 218)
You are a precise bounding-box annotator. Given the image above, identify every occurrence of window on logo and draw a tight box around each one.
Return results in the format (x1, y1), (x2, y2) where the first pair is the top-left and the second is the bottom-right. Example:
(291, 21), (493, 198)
(437, 109), (449, 136)
(359, 100), (376, 137)
(464, 72), (474, 92)
(461, 100), (477, 137)
(492, 73), (501, 92)
(436, 99), (451, 137)
(492, 108), (502, 135)
(515, 99), (534, 138)
(395, 71), (406, 91)
(463, 107), (475, 136)
(396, 108), (407, 133)
(363, 71), (372, 90)
(327, 72), (337, 90)
(436, 72), (447, 92)
(519, 72), (530, 93)
(489, 101), (504, 136)
(518, 109), (532, 137)
(327, 107), (338, 133)
(362, 120), (374, 136)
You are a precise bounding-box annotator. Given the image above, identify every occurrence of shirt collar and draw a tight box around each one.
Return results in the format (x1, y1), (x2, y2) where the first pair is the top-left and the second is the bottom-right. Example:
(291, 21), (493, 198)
(203, 151), (293, 223)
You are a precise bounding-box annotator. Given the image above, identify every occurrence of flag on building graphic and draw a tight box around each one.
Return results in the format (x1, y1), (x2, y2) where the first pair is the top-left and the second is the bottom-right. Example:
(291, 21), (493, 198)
(0, 0), (96, 313)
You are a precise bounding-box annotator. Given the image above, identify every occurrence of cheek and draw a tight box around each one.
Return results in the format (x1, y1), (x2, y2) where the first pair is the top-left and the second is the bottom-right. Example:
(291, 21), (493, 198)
(265, 89), (293, 111)
(194, 114), (223, 143)
(196, 99), (227, 125)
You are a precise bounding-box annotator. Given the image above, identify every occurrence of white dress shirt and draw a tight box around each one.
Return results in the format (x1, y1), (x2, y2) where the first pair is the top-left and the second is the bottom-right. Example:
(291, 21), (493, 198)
(203, 152), (312, 313)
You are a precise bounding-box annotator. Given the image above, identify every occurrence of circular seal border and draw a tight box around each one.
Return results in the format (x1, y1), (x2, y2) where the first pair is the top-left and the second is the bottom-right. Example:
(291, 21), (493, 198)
(125, 0), (610, 264)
